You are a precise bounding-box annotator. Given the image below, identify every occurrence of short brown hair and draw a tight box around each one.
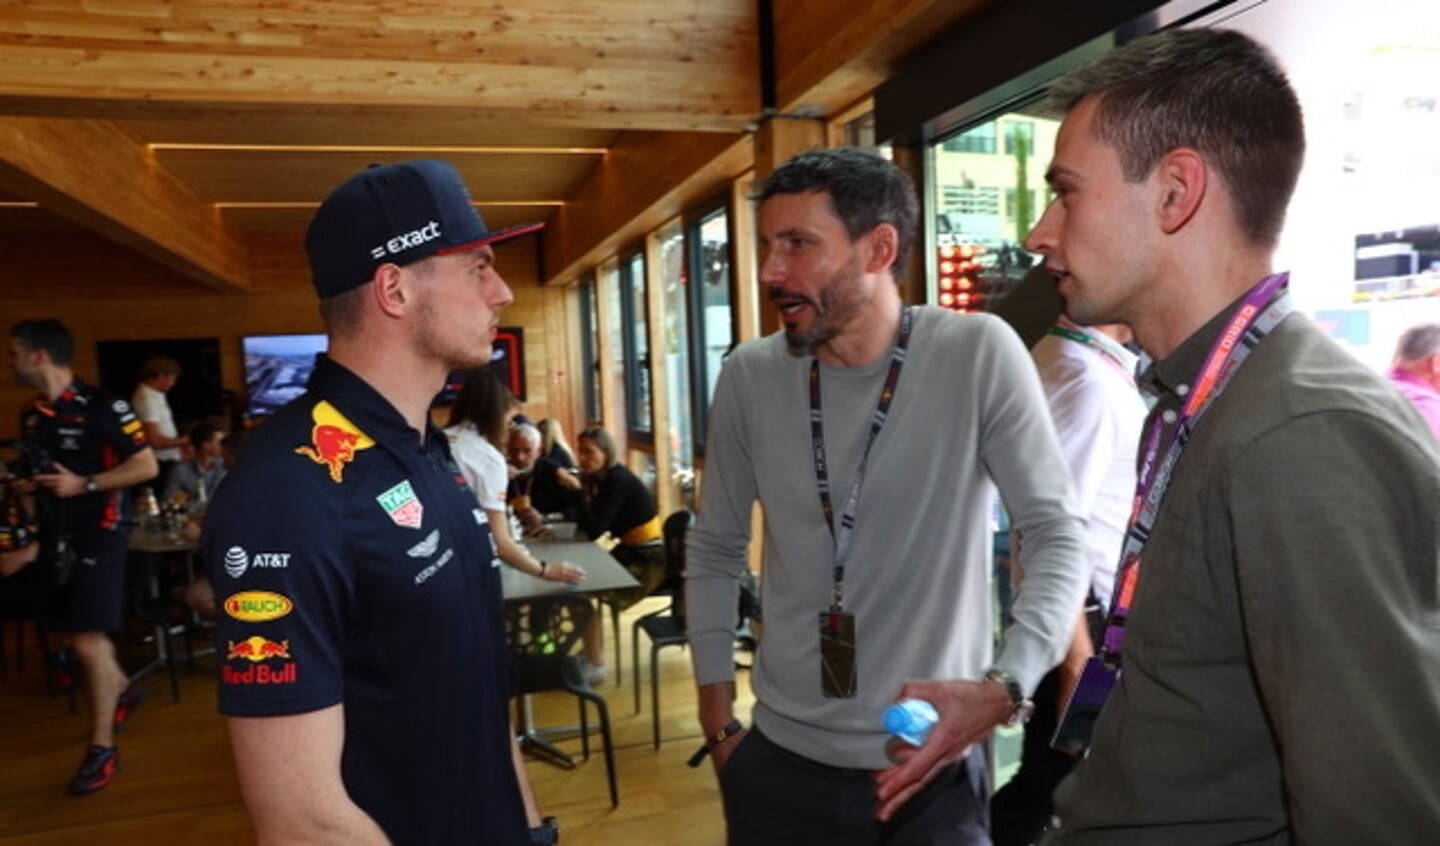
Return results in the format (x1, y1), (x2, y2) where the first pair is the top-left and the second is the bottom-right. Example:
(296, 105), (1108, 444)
(1047, 28), (1304, 247)
(140, 355), (182, 379)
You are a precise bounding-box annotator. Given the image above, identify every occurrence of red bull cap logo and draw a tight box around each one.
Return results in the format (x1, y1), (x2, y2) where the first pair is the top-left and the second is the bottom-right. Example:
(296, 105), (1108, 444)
(295, 401), (374, 483)
(226, 635), (291, 662)
(224, 590), (294, 623)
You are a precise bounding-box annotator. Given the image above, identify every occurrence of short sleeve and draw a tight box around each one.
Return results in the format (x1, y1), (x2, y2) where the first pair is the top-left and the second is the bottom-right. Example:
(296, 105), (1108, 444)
(205, 458), (349, 716)
(96, 394), (150, 460)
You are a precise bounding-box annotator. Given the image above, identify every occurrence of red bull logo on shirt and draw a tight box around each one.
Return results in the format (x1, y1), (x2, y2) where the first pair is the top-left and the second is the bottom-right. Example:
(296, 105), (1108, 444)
(223, 636), (298, 685)
(294, 401), (374, 483)
(224, 591), (294, 623)
(226, 635), (291, 662)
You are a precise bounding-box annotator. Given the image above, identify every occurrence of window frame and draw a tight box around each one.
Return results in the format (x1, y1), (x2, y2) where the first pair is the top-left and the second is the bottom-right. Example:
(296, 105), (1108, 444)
(618, 247), (654, 444)
(682, 194), (738, 458)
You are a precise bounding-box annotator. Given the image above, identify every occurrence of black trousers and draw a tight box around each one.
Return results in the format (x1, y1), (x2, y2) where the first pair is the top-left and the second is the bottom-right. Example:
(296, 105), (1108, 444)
(989, 608), (1106, 846)
(720, 726), (992, 846)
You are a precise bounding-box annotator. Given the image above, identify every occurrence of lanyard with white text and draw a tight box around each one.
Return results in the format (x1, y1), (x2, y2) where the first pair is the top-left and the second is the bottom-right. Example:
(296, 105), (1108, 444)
(810, 305), (912, 612)
(1100, 273), (1294, 661)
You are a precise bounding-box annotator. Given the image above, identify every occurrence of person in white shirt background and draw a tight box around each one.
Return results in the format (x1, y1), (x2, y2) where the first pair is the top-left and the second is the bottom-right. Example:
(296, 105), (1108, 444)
(131, 355), (188, 491)
(991, 319), (1146, 846)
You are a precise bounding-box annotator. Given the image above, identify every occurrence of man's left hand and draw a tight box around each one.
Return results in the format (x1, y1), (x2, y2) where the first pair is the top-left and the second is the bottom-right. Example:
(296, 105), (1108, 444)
(33, 462), (86, 498)
(872, 678), (1011, 821)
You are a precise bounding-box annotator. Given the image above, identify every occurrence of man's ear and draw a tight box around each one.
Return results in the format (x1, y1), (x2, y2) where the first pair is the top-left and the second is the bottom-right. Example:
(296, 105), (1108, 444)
(1156, 148), (1207, 235)
(863, 223), (900, 274)
(370, 263), (409, 319)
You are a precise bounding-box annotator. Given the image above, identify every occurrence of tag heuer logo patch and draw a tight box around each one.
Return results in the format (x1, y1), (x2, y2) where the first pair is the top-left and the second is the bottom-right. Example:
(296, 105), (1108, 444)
(376, 480), (424, 529)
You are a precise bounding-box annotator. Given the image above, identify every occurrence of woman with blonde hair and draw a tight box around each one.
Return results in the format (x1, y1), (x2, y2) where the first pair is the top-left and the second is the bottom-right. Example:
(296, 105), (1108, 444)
(536, 417), (576, 469)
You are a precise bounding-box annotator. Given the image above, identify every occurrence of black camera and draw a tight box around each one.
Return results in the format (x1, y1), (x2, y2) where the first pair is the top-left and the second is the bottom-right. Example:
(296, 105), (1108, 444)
(0, 438), (54, 480)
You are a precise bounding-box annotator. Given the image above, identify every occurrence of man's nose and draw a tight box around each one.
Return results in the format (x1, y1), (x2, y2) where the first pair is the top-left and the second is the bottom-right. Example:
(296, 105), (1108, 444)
(492, 274), (515, 309)
(758, 249), (787, 288)
(1024, 203), (1058, 255)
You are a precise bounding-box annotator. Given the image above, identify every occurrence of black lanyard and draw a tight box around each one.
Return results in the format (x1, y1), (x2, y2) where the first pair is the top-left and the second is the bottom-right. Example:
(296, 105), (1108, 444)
(809, 305), (913, 611)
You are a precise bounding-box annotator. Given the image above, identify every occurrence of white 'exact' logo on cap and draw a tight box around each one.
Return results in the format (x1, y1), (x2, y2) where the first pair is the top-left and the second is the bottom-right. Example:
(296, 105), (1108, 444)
(369, 220), (442, 260)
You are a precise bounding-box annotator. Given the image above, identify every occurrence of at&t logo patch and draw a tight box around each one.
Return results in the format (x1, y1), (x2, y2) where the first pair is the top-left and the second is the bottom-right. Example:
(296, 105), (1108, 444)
(223, 546), (292, 579)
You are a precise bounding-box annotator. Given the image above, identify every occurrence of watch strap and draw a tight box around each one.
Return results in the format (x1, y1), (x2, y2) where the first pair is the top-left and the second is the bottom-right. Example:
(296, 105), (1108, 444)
(528, 815), (560, 844)
(983, 668), (1035, 726)
(687, 719), (743, 767)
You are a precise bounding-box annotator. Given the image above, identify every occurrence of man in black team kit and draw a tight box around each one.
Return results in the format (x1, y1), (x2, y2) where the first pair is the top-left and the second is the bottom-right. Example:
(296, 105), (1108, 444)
(10, 319), (158, 794)
(205, 160), (557, 845)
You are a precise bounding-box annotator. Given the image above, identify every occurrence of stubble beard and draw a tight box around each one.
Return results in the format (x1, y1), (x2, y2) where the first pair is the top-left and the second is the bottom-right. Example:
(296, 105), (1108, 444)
(412, 290), (493, 372)
(782, 255), (867, 356)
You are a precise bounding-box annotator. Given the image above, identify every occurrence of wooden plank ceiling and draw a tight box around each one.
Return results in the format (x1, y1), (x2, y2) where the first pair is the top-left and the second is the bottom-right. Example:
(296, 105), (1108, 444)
(0, 0), (993, 297)
(0, 0), (758, 295)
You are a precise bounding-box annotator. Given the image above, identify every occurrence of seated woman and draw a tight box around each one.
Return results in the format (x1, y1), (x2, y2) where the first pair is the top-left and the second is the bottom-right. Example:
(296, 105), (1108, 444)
(557, 426), (668, 677)
(536, 417), (576, 470)
(445, 369), (586, 586)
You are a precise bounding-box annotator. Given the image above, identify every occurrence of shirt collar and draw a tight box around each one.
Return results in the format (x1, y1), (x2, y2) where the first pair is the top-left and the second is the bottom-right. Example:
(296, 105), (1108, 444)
(1137, 289), (1255, 403)
(306, 355), (447, 454)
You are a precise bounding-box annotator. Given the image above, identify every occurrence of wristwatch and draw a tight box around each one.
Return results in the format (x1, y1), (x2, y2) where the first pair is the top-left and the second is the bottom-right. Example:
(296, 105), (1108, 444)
(529, 816), (560, 844)
(983, 668), (1034, 726)
(83, 476), (99, 494)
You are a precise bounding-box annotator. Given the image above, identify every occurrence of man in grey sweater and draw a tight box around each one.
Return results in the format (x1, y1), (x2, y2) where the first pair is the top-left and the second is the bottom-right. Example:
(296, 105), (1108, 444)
(685, 147), (1088, 845)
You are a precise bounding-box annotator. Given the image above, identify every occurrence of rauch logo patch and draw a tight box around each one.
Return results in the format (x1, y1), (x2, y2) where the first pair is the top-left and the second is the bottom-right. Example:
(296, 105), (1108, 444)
(224, 591), (294, 623)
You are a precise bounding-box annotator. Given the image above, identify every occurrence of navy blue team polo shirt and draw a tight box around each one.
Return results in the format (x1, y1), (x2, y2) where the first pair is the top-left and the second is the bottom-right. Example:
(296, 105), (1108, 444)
(21, 380), (149, 531)
(205, 356), (527, 845)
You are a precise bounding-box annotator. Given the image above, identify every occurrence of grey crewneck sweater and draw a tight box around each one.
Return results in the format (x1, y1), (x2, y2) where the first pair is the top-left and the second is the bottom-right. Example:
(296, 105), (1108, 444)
(687, 306), (1088, 769)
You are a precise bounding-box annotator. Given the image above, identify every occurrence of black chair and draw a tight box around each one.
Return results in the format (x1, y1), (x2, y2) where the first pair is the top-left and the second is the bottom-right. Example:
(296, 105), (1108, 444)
(505, 596), (619, 807)
(631, 509), (693, 748)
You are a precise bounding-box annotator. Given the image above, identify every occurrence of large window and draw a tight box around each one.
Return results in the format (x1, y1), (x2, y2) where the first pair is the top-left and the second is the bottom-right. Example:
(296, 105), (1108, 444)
(659, 222), (692, 476)
(942, 123), (997, 154)
(619, 251), (651, 437)
(1207, 0), (1440, 371)
(930, 106), (1059, 312)
(687, 205), (734, 454)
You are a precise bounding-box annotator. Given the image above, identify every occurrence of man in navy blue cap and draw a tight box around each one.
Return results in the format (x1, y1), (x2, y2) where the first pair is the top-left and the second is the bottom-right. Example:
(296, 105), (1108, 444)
(205, 160), (555, 845)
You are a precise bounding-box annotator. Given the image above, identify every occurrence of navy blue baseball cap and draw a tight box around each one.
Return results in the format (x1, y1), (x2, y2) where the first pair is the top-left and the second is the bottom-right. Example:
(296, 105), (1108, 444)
(305, 159), (543, 299)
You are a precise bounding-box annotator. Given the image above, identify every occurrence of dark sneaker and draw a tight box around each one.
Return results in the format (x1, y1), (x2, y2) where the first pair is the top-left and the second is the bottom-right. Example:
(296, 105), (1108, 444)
(68, 745), (120, 795)
(112, 685), (144, 733)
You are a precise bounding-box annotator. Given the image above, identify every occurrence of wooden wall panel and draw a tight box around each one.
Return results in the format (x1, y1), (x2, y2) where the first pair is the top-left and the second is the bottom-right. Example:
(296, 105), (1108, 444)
(0, 236), (576, 440)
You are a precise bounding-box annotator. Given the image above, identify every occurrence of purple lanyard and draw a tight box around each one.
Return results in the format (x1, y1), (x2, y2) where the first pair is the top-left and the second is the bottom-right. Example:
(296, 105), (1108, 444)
(810, 305), (912, 611)
(1101, 273), (1294, 660)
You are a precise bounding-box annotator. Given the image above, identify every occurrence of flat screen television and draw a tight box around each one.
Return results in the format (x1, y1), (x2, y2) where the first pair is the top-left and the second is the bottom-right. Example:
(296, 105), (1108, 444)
(242, 333), (328, 418)
(430, 326), (526, 407)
